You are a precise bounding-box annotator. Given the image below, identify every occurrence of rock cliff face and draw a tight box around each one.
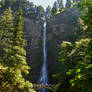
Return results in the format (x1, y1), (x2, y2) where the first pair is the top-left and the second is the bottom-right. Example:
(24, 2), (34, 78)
(24, 18), (43, 83)
(23, 8), (80, 84)
(46, 8), (80, 84)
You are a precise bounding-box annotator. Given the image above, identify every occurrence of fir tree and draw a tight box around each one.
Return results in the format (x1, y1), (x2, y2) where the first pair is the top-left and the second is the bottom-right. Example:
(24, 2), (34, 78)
(0, 8), (35, 92)
(65, 0), (72, 9)
(0, 7), (14, 51)
(13, 9), (25, 47)
(46, 5), (51, 20)
(36, 5), (44, 19)
(0, 7), (14, 91)
(51, 1), (58, 15)
(57, 0), (64, 11)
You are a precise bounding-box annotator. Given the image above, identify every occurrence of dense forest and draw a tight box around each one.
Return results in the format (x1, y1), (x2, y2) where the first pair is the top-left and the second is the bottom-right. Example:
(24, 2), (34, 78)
(0, 0), (92, 92)
(54, 0), (92, 92)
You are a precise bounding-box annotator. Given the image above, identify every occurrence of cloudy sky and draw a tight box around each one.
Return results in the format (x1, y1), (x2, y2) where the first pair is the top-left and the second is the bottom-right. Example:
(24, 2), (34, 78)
(29, 0), (66, 9)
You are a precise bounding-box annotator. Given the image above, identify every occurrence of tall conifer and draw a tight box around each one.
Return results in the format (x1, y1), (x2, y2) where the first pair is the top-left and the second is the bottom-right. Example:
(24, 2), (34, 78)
(0, 8), (35, 92)
(51, 1), (58, 15)
(65, 0), (72, 9)
(57, 0), (64, 11)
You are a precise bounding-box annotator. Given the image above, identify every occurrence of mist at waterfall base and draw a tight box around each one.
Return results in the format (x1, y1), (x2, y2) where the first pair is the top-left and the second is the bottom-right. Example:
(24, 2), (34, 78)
(37, 22), (48, 92)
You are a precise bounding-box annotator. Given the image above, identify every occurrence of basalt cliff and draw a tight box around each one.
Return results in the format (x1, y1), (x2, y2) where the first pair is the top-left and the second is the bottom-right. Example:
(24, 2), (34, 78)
(24, 7), (80, 84)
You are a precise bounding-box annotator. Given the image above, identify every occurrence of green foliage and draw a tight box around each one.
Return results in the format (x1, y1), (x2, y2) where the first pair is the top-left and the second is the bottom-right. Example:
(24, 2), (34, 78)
(54, 0), (92, 92)
(1, 0), (5, 6)
(51, 0), (65, 16)
(13, 9), (26, 47)
(67, 39), (91, 87)
(71, 1), (77, 8)
(65, 0), (72, 9)
(55, 39), (92, 92)
(74, 18), (86, 39)
(78, 0), (92, 37)
(36, 5), (44, 19)
(57, 0), (64, 11)
(51, 1), (58, 15)
(0, 8), (35, 92)
(0, 4), (1, 8)
(46, 5), (52, 21)
(0, 0), (44, 20)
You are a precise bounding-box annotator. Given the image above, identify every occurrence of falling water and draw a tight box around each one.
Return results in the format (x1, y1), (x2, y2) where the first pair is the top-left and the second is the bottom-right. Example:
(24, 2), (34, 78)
(38, 22), (48, 92)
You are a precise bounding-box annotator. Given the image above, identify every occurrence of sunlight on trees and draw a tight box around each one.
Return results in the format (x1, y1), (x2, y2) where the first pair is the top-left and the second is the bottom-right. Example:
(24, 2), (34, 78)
(54, 0), (92, 92)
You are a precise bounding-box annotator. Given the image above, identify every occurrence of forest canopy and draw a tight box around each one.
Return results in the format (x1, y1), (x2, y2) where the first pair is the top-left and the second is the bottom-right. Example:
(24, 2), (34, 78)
(0, 0), (92, 92)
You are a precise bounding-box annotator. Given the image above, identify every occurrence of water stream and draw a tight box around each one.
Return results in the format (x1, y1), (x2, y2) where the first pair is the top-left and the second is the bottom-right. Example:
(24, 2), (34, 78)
(38, 22), (48, 92)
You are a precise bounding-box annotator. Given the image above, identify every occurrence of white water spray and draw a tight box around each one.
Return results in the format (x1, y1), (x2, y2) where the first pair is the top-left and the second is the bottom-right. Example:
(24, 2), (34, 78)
(38, 22), (48, 92)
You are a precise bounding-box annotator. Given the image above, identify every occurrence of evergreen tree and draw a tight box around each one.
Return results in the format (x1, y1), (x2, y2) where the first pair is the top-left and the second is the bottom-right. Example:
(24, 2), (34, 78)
(0, 8), (35, 92)
(46, 5), (51, 20)
(13, 9), (25, 47)
(0, 7), (14, 50)
(46, 5), (51, 16)
(28, 2), (35, 18)
(57, 0), (64, 11)
(51, 1), (58, 15)
(65, 0), (72, 9)
(36, 5), (44, 19)
(0, 0), (26, 11)
(57, 0), (60, 8)
(0, 0), (44, 20)
(0, 7), (15, 91)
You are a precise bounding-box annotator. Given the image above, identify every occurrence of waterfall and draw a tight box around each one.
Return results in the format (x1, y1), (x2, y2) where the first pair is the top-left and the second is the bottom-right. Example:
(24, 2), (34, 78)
(38, 22), (48, 92)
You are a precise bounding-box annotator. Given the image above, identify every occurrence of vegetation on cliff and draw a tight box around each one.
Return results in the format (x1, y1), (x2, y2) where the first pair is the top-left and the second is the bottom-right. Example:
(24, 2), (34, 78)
(0, 0), (92, 92)
(54, 0), (92, 92)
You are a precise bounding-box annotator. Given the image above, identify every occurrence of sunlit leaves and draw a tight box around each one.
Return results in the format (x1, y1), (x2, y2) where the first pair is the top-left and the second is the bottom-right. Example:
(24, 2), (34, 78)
(76, 69), (81, 73)
(13, 46), (26, 56)
(75, 39), (90, 48)
(62, 41), (72, 48)
(0, 8), (35, 92)
(54, 0), (92, 92)
(66, 69), (73, 75)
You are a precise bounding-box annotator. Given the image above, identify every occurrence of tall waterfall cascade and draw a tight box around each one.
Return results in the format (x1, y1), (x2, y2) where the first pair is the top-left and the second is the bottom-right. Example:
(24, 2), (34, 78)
(38, 22), (48, 92)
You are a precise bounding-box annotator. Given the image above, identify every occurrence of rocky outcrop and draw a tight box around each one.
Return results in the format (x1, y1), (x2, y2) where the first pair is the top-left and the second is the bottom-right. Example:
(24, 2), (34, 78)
(47, 8), (80, 84)
(24, 18), (43, 83)
(23, 7), (80, 84)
